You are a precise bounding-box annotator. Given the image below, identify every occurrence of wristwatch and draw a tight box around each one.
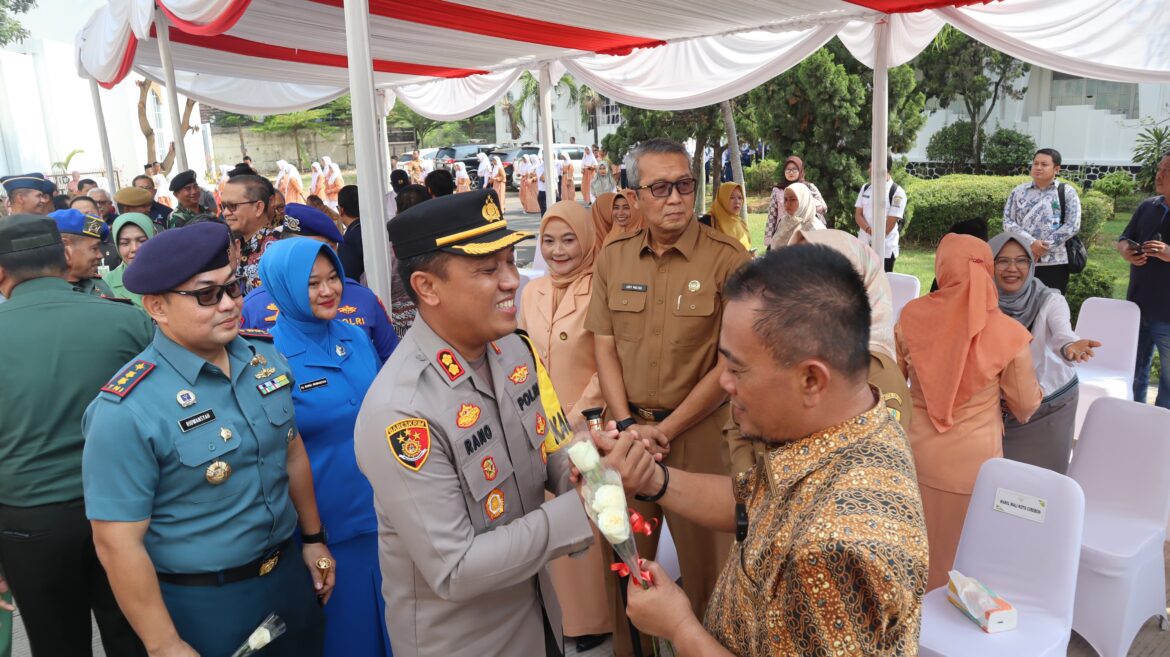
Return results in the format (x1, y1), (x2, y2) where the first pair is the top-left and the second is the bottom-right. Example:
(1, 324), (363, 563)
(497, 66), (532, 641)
(301, 526), (328, 544)
(616, 417), (637, 432)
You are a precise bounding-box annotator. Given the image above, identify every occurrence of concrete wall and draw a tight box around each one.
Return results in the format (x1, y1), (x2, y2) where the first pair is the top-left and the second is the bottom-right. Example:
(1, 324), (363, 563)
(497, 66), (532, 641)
(209, 126), (357, 176)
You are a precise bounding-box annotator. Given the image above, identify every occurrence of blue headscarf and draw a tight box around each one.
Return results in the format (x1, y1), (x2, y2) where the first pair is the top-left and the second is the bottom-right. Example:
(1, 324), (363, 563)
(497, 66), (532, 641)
(258, 237), (348, 349)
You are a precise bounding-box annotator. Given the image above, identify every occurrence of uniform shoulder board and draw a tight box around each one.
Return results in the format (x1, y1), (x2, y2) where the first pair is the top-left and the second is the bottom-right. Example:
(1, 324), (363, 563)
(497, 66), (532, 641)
(100, 296), (135, 305)
(100, 359), (155, 399)
(238, 328), (274, 341)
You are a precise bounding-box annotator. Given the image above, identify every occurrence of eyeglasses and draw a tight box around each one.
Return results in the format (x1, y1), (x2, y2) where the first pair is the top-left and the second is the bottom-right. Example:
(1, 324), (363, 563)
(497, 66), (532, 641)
(634, 177), (697, 198)
(220, 199), (259, 213)
(168, 277), (245, 306)
(994, 257), (1031, 269)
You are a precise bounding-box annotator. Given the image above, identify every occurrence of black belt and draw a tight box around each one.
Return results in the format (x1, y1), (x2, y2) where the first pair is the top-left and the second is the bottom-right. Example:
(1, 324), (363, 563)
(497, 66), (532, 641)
(157, 536), (293, 587)
(629, 404), (672, 423)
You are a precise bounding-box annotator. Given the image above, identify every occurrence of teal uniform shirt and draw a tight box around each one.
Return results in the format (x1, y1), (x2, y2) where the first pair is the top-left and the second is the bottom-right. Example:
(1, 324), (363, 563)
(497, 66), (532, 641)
(72, 276), (116, 298)
(82, 329), (300, 574)
(0, 277), (154, 507)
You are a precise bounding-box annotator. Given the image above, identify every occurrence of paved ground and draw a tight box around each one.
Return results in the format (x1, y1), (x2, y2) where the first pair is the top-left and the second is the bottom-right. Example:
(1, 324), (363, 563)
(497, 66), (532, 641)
(9, 195), (1169, 656)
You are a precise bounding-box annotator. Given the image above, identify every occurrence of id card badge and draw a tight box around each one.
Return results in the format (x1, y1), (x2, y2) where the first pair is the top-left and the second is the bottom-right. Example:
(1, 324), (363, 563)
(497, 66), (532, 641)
(97, 264), (110, 278)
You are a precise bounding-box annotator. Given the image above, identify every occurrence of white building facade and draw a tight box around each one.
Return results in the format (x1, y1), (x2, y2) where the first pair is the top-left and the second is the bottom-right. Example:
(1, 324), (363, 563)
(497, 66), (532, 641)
(493, 75), (622, 148)
(905, 66), (1170, 169)
(0, 0), (209, 192)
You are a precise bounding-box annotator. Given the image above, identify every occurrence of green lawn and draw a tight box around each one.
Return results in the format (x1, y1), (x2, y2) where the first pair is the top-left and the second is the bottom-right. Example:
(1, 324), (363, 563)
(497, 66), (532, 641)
(746, 207), (1133, 300)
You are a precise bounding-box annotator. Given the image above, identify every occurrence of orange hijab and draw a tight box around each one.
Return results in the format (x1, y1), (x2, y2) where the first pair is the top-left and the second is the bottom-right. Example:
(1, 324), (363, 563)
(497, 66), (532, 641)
(898, 234), (1032, 433)
(591, 192), (616, 255)
(619, 188), (645, 234)
(540, 201), (596, 309)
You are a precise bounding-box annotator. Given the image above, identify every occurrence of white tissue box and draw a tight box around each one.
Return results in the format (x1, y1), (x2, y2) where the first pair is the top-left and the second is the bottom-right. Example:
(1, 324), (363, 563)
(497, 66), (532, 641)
(946, 571), (1017, 634)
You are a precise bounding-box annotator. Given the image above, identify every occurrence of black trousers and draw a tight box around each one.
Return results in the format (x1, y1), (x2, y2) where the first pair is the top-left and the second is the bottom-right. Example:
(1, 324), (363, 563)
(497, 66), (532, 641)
(0, 499), (146, 657)
(1036, 264), (1070, 294)
(538, 190), (548, 216)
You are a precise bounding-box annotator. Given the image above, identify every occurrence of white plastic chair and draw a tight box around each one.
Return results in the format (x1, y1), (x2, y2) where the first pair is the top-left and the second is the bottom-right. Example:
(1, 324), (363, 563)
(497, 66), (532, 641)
(919, 458), (1085, 657)
(1067, 397), (1170, 657)
(886, 272), (920, 322)
(655, 518), (682, 583)
(1072, 298), (1141, 436)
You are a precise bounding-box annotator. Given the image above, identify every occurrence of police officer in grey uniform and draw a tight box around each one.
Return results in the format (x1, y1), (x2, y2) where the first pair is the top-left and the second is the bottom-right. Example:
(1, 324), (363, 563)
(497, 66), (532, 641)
(355, 189), (593, 657)
(82, 221), (334, 657)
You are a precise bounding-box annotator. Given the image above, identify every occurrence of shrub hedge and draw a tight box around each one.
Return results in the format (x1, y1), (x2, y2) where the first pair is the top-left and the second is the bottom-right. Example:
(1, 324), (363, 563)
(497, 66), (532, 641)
(1066, 262), (1115, 326)
(743, 159), (779, 196)
(902, 174), (1087, 246)
(1079, 190), (1113, 245)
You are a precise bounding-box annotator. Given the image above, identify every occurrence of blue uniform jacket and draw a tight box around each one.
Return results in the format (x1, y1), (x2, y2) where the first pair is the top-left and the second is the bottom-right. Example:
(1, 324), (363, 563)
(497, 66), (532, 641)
(240, 277), (397, 363)
(271, 318), (382, 545)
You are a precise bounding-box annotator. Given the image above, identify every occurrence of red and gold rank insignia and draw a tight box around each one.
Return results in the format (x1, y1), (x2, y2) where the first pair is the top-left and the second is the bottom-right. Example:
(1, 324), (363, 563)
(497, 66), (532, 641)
(101, 360), (155, 397)
(456, 403), (481, 429)
(385, 418), (431, 471)
(437, 349), (464, 381)
(338, 305), (358, 315)
(508, 365), (529, 384)
(489, 341), (501, 355)
(264, 303), (280, 324)
(535, 413), (547, 436)
(539, 441), (548, 464)
(481, 456), (498, 481)
(484, 488), (505, 520)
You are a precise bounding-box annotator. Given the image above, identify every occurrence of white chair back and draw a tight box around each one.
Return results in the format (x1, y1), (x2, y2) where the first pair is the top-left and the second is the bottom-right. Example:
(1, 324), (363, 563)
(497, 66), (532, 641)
(530, 235), (548, 275)
(1070, 397), (1170, 528)
(953, 458), (1085, 625)
(1073, 297), (1140, 395)
(886, 272), (920, 322)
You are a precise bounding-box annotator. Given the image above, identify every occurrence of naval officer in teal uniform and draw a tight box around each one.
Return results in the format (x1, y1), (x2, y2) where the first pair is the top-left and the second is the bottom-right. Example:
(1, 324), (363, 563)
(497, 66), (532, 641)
(82, 221), (333, 657)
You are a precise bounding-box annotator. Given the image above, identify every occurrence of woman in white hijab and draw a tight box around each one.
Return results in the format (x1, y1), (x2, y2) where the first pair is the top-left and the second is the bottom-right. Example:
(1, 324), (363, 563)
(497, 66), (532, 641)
(769, 181), (825, 249)
(454, 162), (471, 193)
(559, 152), (575, 203)
(580, 146), (597, 205)
(310, 162), (325, 199)
(474, 152), (491, 190)
(323, 158), (344, 210)
(274, 159), (290, 189)
(520, 155), (540, 213)
(280, 160), (306, 204)
(491, 155), (507, 207)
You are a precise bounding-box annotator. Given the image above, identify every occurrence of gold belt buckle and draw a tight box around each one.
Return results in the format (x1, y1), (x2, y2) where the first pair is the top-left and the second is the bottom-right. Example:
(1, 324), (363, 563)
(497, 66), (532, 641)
(637, 407), (656, 421)
(258, 553), (279, 576)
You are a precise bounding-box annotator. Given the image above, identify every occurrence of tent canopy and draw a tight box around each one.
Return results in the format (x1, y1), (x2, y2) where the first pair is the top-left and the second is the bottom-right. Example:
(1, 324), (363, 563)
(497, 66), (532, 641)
(76, 0), (1170, 118)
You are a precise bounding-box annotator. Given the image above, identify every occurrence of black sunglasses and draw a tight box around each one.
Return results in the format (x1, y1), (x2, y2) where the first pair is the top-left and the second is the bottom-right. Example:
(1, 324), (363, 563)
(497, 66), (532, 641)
(168, 277), (245, 307)
(634, 177), (697, 198)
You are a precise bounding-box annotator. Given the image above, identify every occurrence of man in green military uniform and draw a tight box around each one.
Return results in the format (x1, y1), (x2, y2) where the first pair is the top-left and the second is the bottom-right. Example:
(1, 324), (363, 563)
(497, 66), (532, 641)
(0, 214), (152, 656)
(49, 208), (118, 297)
(168, 170), (213, 228)
(83, 221), (333, 657)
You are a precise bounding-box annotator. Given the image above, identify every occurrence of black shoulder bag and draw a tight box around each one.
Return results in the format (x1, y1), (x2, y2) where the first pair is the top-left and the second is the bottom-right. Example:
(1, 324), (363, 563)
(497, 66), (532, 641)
(1059, 182), (1088, 274)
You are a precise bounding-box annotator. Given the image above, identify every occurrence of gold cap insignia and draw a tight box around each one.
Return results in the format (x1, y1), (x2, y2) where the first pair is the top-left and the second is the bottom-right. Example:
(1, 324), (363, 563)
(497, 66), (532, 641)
(482, 194), (502, 222)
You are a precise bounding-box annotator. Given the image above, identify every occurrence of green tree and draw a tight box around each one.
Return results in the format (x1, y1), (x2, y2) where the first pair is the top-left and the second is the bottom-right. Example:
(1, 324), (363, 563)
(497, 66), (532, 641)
(387, 104), (441, 146)
(748, 39), (927, 227)
(500, 91), (524, 140)
(515, 71), (579, 141)
(1132, 124), (1170, 191)
(914, 25), (1029, 168)
(0, 0), (35, 47)
(216, 111), (259, 159)
(578, 84), (604, 146)
(321, 95), (352, 124)
(252, 109), (335, 169)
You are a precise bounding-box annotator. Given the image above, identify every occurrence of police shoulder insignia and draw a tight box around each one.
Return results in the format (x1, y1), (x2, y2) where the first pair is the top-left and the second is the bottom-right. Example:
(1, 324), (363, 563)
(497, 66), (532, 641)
(508, 365), (529, 384)
(338, 305), (358, 315)
(489, 341), (502, 355)
(535, 413), (546, 436)
(437, 349), (465, 381)
(481, 456), (498, 481)
(386, 418), (431, 472)
(484, 488), (505, 520)
(239, 328), (274, 341)
(456, 403), (481, 429)
(101, 360), (155, 398)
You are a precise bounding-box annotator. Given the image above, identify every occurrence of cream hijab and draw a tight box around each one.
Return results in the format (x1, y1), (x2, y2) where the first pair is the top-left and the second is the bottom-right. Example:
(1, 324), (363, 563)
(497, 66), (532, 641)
(788, 228), (895, 360)
(540, 201), (596, 309)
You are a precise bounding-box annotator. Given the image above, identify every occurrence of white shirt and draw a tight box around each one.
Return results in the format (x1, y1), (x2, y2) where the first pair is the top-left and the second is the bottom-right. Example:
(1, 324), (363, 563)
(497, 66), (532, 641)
(1026, 293), (1081, 398)
(535, 164), (546, 192)
(855, 179), (907, 258)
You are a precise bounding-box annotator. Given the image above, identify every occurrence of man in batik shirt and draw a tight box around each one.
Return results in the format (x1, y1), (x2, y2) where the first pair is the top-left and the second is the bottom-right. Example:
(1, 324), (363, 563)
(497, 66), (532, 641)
(220, 174), (279, 292)
(607, 245), (928, 656)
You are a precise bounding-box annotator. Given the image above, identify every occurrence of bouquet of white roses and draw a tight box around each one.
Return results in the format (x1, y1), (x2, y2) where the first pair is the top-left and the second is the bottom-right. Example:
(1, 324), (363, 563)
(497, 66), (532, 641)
(229, 613), (287, 657)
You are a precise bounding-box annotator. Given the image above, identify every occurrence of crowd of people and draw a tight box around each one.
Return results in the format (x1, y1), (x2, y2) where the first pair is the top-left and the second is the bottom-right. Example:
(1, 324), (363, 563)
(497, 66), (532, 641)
(0, 138), (1167, 657)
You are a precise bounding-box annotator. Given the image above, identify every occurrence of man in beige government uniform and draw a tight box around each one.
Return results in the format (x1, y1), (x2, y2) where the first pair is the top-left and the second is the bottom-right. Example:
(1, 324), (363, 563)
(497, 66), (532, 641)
(355, 189), (593, 657)
(586, 138), (750, 656)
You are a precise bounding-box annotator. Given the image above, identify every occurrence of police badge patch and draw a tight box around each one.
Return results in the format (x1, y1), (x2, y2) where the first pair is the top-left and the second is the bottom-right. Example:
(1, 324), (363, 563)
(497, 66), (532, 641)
(484, 488), (505, 520)
(385, 418), (432, 472)
(456, 403), (481, 429)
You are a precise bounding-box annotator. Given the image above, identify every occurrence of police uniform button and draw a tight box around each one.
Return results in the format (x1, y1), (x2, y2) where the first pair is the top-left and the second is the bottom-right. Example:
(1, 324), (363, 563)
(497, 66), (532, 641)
(689, 304), (696, 310)
(559, 332), (568, 341)
(205, 460), (232, 484)
(621, 300), (628, 305)
(287, 427), (295, 442)
(208, 443), (215, 451)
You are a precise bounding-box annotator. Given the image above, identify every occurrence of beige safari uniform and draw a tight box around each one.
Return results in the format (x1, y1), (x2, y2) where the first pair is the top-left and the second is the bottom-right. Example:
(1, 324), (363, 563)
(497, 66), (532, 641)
(355, 316), (592, 657)
(585, 219), (749, 655)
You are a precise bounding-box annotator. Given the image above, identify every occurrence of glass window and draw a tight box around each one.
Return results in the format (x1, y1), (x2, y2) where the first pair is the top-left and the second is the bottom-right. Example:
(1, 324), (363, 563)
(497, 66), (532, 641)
(600, 97), (622, 126)
(1050, 73), (1138, 118)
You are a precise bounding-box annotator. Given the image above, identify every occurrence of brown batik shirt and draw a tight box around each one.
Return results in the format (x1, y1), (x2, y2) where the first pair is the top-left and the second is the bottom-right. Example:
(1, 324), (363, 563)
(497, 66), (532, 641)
(704, 398), (928, 656)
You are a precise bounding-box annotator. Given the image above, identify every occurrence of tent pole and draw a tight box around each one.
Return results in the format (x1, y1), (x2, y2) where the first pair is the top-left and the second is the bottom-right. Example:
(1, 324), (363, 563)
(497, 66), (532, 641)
(89, 78), (118, 191)
(154, 8), (188, 172)
(343, 0), (391, 304)
(721, 99), (746, 221)
(376, 90), (392, 190)
(539, 64), (558, 205)
(870, 17), (890, 260)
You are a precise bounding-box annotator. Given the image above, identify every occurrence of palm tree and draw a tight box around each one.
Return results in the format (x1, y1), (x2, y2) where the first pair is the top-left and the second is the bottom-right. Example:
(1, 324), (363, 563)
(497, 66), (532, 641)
(578, 85), (603, 146)
(515, 71), (579, 142)
(500, 91), (524, 140)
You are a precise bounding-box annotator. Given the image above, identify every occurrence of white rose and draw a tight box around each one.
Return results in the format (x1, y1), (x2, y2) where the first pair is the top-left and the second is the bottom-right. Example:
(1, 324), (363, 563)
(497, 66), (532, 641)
(247, 627), (272, 651)
(567, 440), (601, 473)
(598, 508), (630, 543)
(591, 484), (627, 515)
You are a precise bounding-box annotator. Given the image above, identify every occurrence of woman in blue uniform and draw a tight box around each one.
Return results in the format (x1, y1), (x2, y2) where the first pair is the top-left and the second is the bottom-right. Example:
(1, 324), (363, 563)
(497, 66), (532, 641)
(258, 237), (393, 656)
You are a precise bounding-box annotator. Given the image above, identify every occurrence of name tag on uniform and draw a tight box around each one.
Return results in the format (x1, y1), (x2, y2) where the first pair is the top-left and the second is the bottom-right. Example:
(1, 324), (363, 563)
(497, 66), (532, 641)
(298, 378), (328, 392)
(621, 283), (647, 292)
(178, 409), (216, 433)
